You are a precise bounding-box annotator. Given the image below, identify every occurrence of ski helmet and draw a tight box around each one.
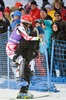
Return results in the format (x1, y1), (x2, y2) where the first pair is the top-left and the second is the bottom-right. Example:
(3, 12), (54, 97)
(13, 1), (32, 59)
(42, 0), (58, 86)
(21, 15), (32, 24)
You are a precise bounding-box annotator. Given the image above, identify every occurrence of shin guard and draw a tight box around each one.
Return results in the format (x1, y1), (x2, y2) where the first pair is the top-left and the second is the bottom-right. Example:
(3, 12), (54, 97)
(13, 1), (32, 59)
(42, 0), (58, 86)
(19, 59), (31, 84)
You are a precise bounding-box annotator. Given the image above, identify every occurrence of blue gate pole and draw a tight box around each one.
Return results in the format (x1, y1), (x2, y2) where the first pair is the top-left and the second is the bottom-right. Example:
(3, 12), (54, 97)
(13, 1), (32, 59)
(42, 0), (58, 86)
(44, 41), (50, 90)
(7, 26), (10, 88)
(50, 39), (55, 90)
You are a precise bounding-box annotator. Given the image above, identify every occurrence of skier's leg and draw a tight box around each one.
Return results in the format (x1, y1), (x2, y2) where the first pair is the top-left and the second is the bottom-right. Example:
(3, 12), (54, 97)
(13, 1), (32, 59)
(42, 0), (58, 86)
(17, 58), (33, 99)
(29, 59), (35, 76)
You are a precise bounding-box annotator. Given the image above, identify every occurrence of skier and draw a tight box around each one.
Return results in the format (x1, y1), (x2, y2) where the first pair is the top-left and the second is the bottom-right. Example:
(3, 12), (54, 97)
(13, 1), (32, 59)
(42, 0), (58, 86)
(6, 14), (39, 99)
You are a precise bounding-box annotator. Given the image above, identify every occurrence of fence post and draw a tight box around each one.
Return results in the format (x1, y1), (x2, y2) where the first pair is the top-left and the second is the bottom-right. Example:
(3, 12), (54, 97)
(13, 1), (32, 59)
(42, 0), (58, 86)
(50, 39), (55, 90)
(7, 26), (10, 88)
(44, 41), (50, 91)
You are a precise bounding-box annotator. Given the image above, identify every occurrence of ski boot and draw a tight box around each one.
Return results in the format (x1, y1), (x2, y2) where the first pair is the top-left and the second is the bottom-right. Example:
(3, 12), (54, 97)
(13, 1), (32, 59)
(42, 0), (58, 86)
(17, 92), (33, 99)
(17, 86), (34, 99)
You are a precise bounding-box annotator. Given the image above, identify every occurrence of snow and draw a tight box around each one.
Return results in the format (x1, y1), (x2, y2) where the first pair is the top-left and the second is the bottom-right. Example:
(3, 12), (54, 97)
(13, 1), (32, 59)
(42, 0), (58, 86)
(0, 84), (66, 100)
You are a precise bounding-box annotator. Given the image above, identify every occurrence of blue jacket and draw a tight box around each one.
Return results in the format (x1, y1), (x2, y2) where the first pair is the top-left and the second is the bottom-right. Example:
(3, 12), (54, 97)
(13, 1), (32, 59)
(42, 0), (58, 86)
(10, 10), (21, 31)
(39, 20), (52, 54)
(10, 18), (20, 31)
(43, 20), (52, 49)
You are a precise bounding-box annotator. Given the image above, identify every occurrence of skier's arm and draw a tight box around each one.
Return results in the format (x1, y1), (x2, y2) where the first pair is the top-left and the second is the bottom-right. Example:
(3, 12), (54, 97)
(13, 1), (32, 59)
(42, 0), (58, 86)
(20, 28), (39, 41)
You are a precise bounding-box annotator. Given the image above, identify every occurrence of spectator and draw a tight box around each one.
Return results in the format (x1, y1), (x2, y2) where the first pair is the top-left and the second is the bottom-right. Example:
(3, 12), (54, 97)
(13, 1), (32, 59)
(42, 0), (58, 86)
(35, 19), (44, 54)
(29, 0), (40, 27)
(52, 21), (66, 40)
(34, 19), (46, 76)
(0, 0), (5, 8)
(54, 0), (66, 8)
(45, 4), (53, 12)
(60, 0), (65, 8)
(4, 7), (11, 23)
(54, 11), (66, 33)
(0, 11), (10, 33)
(18, 7), (26, 16)
(41, 0), (50, 9)
(52, 9), (66, 76)
(15, 2), (26, 15)
(51, 22), (66, 76)
(45, 4), (56, 21)
(52, 0), (66, 20)
(24, 0), (32, 14)
(40, 8), (52, 23)
(42, 20), (53, 54)
(15, 2), (23, 9)
(0, 0), (5, 12)
(38, 8), (53, 69)
(10, 10), (21, 32)
(35, 19), (44, 51)
(35, 19), (44, 35)
(34, 18), (53, 75)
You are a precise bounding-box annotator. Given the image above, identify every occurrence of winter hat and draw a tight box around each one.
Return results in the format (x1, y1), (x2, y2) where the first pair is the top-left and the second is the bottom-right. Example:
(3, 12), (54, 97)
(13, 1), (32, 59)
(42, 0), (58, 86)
(4, 7), (11, 15)
(35, 19), (41, 23)
(12, 10), (21, 17)
(18, 7), (25, 11)
(0, 11), (3, 17)
(15, 2), (23, 9)
(45, 4), (52, 10)
(31, 0), (38, 6)
(41, 8), (47, 13)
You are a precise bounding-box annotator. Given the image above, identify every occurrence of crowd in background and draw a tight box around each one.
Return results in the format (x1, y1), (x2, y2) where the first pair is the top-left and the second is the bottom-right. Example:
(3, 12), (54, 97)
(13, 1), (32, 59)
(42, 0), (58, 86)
(0, 0), (66, 77)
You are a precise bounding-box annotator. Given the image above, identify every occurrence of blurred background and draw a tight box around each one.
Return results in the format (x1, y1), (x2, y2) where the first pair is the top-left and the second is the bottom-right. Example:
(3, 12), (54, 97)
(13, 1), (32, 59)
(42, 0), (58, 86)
(3, 0), (66, 8)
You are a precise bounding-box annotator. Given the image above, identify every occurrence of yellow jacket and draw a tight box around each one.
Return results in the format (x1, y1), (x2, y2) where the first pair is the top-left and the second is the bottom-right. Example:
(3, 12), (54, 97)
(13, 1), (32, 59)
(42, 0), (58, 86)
(48, 10), (56, 22)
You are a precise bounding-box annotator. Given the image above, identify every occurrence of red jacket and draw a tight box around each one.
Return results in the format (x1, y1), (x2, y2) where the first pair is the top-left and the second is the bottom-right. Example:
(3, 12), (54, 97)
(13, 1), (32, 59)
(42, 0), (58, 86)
(30, 7), (40, 27)
(60, 7), (66, 21)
